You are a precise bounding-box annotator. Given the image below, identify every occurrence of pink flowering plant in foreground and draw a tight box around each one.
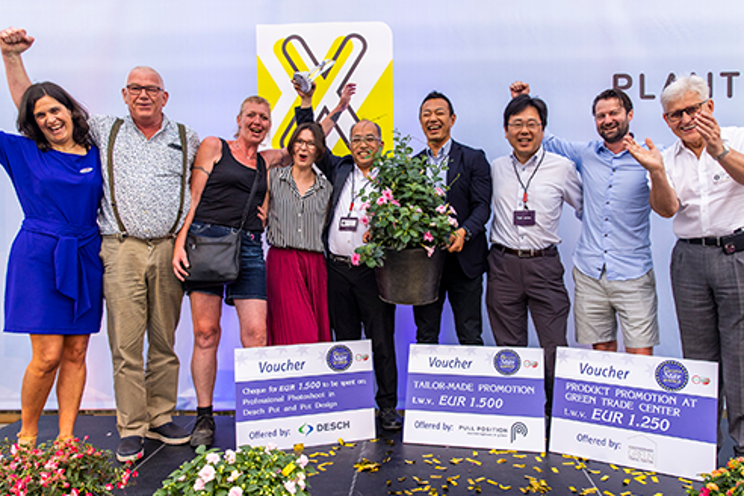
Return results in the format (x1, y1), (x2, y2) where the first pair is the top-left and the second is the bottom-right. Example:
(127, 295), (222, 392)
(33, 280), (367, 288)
(0, 436), (137, 495)
(688, 456), (744, 495)
(353, 132), (456, 268)
(155, 444), (314, 496)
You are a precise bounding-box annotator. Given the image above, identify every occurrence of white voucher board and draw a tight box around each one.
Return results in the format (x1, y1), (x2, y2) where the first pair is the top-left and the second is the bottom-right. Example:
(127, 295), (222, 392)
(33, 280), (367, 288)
(403, 344), (546, 452)
(550, 347), (718, 480)
(234, 340), (376, 450)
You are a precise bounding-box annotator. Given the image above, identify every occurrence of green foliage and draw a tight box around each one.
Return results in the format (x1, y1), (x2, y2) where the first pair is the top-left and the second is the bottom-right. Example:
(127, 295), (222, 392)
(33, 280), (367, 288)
(354, 132), (456, 268)
(0, 437), (136, 495)
(154, 444), (314, 496)
(687, 457), (744, 495)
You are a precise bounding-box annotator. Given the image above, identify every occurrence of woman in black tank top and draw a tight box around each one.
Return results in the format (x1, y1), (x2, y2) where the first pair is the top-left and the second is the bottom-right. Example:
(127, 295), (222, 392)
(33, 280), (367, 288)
(171, 96), (290, 447)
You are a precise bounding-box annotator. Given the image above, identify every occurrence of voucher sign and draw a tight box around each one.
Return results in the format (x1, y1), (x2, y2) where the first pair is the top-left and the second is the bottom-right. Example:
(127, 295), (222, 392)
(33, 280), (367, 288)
(234, 341), (375, 449)
(403, 345), (545, 452)
(550, 347), (718, 479)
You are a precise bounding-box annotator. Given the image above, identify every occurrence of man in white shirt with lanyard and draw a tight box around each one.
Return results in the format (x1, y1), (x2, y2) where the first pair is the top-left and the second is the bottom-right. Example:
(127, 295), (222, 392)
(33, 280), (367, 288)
(488, 94), (582, 415)
(625, 74), (744, 456)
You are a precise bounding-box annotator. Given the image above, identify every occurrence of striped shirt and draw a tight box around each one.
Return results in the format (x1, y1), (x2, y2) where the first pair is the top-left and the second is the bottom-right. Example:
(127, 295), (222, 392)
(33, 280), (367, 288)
(88, 114), (199, 239)
(267, 165), (331, 252)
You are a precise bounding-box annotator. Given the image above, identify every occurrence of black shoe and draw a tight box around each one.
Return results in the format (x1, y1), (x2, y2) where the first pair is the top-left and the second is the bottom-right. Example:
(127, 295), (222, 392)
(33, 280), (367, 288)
(379, 408), (403, 431)
(190, 414), (216, 447)
(116, 436), (144, 463)
(146, 421), (191, 445)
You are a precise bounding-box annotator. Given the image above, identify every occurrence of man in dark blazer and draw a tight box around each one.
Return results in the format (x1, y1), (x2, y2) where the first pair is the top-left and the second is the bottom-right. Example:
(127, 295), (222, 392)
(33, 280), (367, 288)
(414, 91), (492, 345)
(295, 85), (402, 431)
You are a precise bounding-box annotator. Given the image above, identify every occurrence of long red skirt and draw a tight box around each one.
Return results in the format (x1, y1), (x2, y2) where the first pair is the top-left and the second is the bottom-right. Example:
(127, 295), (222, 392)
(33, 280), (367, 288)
(266, 246), (331, 345)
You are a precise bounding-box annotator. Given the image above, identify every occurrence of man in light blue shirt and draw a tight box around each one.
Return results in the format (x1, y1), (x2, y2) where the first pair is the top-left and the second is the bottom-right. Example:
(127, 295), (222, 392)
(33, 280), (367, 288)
(510, 82), (659, 355)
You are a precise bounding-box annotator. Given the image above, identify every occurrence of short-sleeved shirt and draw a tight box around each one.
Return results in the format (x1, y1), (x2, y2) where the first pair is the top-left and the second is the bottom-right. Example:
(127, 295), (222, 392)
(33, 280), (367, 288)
(88, 114), (199, 239)
(662, 126), (744, 238)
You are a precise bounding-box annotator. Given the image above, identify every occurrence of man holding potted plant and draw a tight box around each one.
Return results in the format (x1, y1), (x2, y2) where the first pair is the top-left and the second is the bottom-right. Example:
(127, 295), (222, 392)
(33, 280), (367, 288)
(413, 92), (492, 346)
(487, 94), (582, 414)
(294, 84), (402, 432)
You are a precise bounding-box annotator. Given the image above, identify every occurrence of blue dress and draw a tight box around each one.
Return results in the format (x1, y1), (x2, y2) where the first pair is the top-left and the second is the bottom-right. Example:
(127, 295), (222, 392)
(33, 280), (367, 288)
(0, 131), (103, 334)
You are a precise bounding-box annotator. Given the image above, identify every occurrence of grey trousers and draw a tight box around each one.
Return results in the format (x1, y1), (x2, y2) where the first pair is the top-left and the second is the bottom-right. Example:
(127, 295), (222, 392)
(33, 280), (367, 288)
(671, 240), (744, 453)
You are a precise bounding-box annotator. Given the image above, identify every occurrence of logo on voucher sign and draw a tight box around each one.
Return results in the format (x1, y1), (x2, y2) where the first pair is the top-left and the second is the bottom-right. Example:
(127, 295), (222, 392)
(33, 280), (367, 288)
(510, 422), (528, 443)
(654, 360), (689, 392)
(298, 420), (351, 436)
(493, 349), (521, 376)
(326, 344), (353, 372)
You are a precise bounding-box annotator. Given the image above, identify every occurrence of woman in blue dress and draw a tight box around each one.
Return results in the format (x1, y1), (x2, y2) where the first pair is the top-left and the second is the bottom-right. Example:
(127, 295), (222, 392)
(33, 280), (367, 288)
(0, 76), (103, 445)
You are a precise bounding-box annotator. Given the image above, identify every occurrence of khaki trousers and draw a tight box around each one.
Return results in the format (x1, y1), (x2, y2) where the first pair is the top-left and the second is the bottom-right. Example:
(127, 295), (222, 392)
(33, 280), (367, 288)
(101, 236), (183, 437)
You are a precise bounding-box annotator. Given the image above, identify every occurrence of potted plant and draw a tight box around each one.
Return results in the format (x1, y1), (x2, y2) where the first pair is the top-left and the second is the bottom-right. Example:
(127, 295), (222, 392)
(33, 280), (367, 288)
(154, 444), (314, 496)
(0, 437), (137, 495)
(352, 132), (457, 305)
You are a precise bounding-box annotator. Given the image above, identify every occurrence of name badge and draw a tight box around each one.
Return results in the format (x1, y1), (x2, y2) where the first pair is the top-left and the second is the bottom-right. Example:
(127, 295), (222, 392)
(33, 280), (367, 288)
(339, 216), (359, 232)
(513, 210), (536, 226)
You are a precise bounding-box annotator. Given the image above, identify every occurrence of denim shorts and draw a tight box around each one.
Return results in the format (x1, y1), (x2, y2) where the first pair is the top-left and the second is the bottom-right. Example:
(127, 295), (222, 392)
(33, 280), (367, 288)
(183, 222), (266, 304)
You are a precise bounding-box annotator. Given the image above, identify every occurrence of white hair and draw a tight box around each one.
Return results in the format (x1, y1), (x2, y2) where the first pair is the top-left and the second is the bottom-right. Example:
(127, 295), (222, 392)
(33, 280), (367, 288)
(660, 74), (709, 112)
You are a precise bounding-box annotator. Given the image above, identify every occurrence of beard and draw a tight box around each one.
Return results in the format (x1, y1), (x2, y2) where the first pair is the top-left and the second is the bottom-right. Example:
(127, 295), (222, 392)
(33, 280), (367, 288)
(599, 121), (630, 144)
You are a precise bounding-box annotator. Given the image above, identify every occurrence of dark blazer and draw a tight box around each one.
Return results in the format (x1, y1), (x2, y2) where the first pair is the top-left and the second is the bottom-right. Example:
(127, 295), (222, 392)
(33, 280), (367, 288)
(416, 140), (492, 279)
(295, 106), (354, 252)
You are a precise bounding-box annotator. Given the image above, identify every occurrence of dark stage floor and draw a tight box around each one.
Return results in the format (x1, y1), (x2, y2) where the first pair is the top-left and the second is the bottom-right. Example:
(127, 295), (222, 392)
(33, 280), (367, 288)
(0, 413), (724, 495)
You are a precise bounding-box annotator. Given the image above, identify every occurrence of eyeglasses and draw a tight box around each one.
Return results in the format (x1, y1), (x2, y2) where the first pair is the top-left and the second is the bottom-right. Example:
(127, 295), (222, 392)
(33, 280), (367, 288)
(350, 135), (380, 146)
(295, 139), (316, 149)
(508, 120), (541, 131)
(125, 84), (163, 97)
(665, 100), (708, 123)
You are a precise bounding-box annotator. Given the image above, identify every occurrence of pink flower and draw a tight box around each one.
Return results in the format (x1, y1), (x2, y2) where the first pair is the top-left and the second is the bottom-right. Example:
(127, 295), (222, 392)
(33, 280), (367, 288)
(381, 188), (393, 201)
(224, 449), (237, 464)
(265, 443), (278, 453)
(206, 452), (221, 464)
(424, 246), (435, 258)
(194, 478), (205, 491)
(351, 253), (361, 266)
(298, 477), (306, 490)
(423, 231), (434, 243)
(360, 201), (370, 211)
(284, 479), (297, 494)
(297, 454), (309, 468)
(198, 464), (216, 483)
(391, 199), (400, 207)
(228, 487), (244, 496)
(435, 186), (445, 196)
(360, 215), (369, 227)
(448, 205), (457, 215)
(376, 196), (387, 205)
(448, 216), (458, 227)
(227, 470), (240, 482)
(435, 204), (447, 214)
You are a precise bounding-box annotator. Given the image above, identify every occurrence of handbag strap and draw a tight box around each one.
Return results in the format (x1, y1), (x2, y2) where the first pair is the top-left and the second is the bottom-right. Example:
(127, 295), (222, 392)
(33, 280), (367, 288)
(236, 150), (266, 231)
(106, 118), (188, 236)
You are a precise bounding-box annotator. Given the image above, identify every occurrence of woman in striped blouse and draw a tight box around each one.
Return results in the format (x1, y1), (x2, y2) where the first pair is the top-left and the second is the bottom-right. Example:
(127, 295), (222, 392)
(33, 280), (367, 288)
(263, 122), (332, 345)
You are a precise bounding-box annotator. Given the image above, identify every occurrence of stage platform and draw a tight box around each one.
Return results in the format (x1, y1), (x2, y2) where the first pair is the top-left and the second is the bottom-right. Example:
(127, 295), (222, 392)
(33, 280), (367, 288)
(0, 413), (723, 495)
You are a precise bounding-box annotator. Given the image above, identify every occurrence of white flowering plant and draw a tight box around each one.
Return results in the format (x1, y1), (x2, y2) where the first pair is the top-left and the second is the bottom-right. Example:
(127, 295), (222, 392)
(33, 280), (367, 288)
(154, 444), (314, 496)
(352, 132), (456, 268)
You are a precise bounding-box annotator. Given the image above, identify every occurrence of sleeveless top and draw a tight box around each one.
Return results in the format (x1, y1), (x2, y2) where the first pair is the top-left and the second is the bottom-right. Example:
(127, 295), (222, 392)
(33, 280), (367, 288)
(194, 139), (267, 231)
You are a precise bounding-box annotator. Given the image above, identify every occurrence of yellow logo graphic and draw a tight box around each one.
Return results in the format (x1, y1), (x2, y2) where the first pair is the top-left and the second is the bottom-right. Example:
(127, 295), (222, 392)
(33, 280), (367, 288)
(257, 22), (393, 156)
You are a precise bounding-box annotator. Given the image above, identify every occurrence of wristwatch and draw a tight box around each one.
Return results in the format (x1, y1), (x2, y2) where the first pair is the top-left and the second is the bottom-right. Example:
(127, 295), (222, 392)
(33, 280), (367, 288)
(715, 142), (730, 161)
(463, 226), (472, 241)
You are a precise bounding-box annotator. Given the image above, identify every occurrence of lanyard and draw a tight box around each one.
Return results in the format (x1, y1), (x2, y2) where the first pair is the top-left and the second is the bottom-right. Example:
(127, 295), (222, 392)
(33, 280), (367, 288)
(511, 148), (546, 208)
(349, 167), (370, 213)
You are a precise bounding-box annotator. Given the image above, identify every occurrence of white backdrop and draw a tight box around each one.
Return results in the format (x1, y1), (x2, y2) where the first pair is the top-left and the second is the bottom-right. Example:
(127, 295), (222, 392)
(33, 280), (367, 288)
(1, 0), (743, 409)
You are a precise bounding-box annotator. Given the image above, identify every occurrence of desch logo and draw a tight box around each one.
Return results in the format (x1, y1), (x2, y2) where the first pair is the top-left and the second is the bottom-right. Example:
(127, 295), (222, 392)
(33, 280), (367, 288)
(494, 349), (521, 376)
(654, 360), (689, 392)
(298, 423), (314, 436)
(326, 344), (353, 372)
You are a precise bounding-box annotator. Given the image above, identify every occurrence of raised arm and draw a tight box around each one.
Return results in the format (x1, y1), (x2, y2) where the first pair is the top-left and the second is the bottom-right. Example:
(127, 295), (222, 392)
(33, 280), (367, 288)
(172, 137), (221, 281)
(694, 110), (744, 185)
(509, 81), (530, 99)
(319, 83), (356, 136)
(0, 27), (34, 108)
(623, 135), (679, 218)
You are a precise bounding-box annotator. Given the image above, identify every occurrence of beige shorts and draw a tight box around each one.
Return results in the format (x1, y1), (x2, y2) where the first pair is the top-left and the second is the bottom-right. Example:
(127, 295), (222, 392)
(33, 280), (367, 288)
(573, 267), (659, 348)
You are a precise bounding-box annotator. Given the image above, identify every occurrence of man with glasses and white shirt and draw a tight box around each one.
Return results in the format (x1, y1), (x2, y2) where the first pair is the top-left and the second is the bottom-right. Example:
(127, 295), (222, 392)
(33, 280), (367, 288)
(0, 28), (201, 461)
(294, 84), (402, 432)
(625, 74), (744, 456)
(488, 94), (582, 415)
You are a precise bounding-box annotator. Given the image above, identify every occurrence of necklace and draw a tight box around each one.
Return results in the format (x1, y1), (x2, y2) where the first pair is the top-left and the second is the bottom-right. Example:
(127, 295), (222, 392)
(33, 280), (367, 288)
(234, 140), (256, 162)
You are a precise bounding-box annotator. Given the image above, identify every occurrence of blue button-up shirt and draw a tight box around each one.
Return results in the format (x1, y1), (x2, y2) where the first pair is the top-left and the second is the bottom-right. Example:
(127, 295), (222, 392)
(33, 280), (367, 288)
(426, 138), (452, 185)
(544, 133), (652, 281)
